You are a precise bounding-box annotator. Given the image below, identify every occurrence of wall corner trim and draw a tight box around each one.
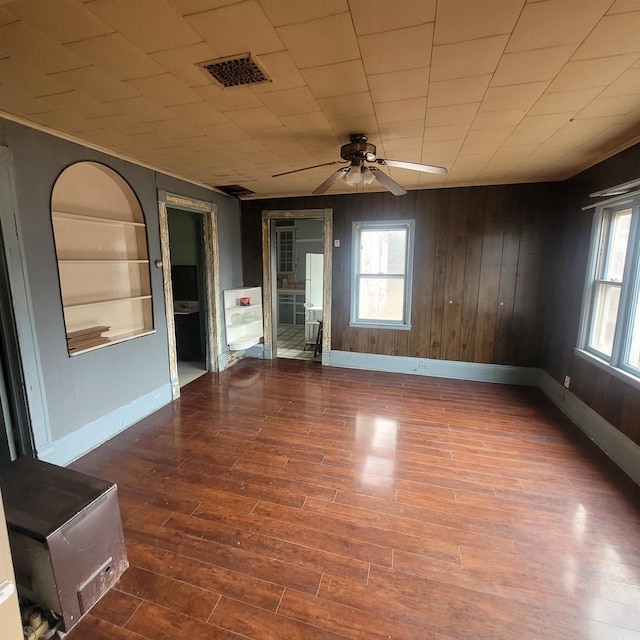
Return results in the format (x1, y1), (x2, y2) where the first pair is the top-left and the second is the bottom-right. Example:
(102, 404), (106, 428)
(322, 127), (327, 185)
(37, 383), (172, 467)
(537, 371), (640, 486)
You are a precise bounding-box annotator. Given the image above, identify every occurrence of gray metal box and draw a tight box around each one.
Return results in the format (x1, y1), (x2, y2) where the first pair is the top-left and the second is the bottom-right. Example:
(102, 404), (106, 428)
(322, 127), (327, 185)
(0, 457), (128, 631)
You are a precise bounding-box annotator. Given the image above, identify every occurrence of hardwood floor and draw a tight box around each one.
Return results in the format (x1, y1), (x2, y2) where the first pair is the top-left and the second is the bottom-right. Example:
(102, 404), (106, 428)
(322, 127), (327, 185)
(67, 358), (640, 639)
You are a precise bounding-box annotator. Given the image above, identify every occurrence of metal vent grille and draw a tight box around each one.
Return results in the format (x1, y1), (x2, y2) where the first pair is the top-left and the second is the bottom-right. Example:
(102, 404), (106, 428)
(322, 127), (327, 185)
(197, 53), (270, 88)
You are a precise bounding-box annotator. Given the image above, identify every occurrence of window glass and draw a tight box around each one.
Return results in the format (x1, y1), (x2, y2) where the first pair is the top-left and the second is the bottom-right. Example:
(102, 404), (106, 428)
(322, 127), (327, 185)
(580, 199), (640, 382)
(351, 221), (414, 328)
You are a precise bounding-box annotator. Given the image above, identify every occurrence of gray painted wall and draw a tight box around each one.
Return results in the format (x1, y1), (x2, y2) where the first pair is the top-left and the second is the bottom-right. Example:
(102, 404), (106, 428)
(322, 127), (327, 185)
(0, 118), (242, 451)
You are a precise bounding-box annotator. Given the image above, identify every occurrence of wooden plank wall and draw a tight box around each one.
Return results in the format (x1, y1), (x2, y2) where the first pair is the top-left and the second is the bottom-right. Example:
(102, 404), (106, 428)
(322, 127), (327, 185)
(241, 182), (554, 367)
(542, 143), (640, 447)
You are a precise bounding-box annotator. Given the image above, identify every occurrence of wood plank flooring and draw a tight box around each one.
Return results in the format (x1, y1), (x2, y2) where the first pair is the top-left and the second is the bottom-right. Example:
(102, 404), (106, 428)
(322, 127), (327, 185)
(67, 358), (640, 639)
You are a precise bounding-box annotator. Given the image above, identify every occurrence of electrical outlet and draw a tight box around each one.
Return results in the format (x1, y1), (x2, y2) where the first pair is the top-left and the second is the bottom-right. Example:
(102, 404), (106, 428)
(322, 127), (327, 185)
(563, 376), (571, 389)
(418, 361), (429, 369)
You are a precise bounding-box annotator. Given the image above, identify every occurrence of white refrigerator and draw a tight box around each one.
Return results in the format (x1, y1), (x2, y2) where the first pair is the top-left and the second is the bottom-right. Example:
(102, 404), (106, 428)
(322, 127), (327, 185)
(305, 253), (323, 346)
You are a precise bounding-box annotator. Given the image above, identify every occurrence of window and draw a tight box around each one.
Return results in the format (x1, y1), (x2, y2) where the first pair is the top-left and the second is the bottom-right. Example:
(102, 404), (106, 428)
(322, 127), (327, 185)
(350, 220), (414, 329)
(276, 227), (294, 273)
(579, 197), (640, 380)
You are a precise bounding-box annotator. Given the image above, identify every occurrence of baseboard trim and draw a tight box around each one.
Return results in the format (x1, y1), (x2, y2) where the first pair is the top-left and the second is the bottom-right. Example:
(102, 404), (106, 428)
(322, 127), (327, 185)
(326, 350), (639, 485)
(327, 350), (539, 386)
(37, 383), (173, 467)
(537, 371), (640, 485)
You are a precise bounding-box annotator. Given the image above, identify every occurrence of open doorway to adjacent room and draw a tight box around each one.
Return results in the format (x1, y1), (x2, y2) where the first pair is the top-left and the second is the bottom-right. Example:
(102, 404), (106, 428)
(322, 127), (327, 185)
(261, 209), (332, 363)
(158, 192), (222, 398)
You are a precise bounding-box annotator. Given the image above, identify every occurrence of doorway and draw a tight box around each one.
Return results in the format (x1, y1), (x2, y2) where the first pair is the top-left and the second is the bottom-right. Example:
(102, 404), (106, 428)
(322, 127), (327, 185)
(158, 192), (222, 399)
(167, 208), (207, 387)
(261, 209), (333, 362)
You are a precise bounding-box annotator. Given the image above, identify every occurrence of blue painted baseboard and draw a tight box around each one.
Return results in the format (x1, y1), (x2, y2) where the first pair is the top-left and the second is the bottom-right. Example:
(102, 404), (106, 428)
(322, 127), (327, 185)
(37, 383), (172, 467)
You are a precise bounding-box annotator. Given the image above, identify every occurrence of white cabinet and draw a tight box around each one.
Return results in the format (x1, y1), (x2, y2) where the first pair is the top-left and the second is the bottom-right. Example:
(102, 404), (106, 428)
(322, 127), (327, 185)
(224, 287), (263, 351)
(277, 291), (305, 326)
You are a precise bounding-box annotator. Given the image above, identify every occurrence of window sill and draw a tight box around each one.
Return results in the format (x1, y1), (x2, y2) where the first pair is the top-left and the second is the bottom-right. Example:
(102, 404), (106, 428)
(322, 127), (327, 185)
(349, 322), (412, 331)
(574, 348), (640, 392)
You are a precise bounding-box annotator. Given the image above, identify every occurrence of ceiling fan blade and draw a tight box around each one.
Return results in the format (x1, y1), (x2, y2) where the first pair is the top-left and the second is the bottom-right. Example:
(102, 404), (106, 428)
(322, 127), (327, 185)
(313, 167), (349, 194)
(376, 158), (447, 175)
(368, 167), (407, 196)
(273, 161), (346, 178)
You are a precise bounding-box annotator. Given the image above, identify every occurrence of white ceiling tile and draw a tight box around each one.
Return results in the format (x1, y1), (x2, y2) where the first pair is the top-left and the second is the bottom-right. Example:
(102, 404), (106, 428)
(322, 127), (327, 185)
(168, 100), (229, 126)
(574, 93), (640, 119)
(528, 87), (603, 115)
(547, 54), (638, 92)
(102, 95), (175, 122)
(368, 68), (430, 103)
(329, 115), (379, 138)
(47, 64), (141, 102)
(427, 75), (491, 107)
(359, 24), (433, 74)
(426, 102), (479, 126)
(349, 0), (435, 36)
(4, 0), (114, 43)
(423, 123), (471, 142)
(572, 11), (640, 59)
(193, 84), (265, 111)
(149, 42), (220, 88)
(84, 0), (201, 52)
(279, 111), (333, 134)
(124, 73), (202, 107)
(38, 89), (119, 119)
(471, 109), (526, 129)
(225, 106), (281, 129)
(375, 97), (427, 124)
(186, 0), (284, 57)
(0, 20), (86, 74)
(434, 0), (524, 44)
(599, 67), (640, 97)
(506, 0), (611, 52)
(302, 60), (368, 99)
(380, 120), (425, 141)
(259, 87), (320, 116)
(465, 126), (514, 145)
(199, 121), (251, 142)
(167, 0), (248, 16)
(276, 13), (359, 69)
(607, 0), (640, 13)
(431, 35), (509, 81)
(513, 112), (574, 134)
(491, 45), (576, 87)
(318, 92), (374, 120)
(258, 0), (348, 27)
(66, 33), (166, 80)
(252, 51), (306, 93)
(480, 81), (548, 112)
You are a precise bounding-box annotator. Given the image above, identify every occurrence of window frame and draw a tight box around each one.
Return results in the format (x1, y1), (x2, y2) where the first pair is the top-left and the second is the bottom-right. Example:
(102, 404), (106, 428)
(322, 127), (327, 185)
(349, 219), (415, 330)
(577, 195), (640, 386)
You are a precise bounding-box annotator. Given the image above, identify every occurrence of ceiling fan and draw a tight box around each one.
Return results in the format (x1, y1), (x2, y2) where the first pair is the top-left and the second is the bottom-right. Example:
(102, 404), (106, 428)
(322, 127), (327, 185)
(273, 133), (447, 196)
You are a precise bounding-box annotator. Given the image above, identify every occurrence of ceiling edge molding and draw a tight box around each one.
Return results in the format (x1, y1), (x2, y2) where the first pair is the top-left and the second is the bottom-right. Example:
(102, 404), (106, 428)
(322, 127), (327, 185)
(0, 110), (229, 198)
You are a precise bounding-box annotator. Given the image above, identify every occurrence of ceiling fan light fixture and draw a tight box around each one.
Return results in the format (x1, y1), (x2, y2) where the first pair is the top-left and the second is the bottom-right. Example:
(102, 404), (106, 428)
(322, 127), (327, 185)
(343, 166), (363, 186)
(363, 167), (375, 185)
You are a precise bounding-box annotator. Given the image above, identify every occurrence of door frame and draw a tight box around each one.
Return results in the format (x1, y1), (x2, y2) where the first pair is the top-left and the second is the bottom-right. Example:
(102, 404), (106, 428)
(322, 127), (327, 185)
(0, 146), (43, 460)
(261, 209), (333, 361)
(158, 191), (222, 400)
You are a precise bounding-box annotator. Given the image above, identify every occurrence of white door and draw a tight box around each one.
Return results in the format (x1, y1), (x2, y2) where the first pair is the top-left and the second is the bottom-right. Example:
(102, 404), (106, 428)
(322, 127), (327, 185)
(0, 488), (22, 640)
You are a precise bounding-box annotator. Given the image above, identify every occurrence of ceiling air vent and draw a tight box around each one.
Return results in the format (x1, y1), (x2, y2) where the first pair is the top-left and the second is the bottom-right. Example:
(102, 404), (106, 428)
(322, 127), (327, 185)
(197, 53), (271, 88)
(216, 185), (256, 198)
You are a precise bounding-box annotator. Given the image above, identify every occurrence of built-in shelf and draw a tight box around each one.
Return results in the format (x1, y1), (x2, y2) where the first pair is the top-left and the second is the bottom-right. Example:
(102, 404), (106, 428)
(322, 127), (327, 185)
(52, 210), (146, 227)
(229, 317), (261, 327)
(224, 286), (263, 352)
(51, 161), (154, 354)
(65, 295), (152, 309)
(58, 259), (150, 264)
(69, 329), (156, 356)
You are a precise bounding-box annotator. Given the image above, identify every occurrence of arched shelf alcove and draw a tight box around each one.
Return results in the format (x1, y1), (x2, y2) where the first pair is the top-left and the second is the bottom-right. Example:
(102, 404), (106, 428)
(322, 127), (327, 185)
(51, 162), (154, 354)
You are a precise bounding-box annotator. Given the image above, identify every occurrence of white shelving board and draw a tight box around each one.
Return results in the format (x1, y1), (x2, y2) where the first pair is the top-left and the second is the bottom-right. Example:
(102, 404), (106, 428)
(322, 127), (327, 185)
(224, 286), (263, 351)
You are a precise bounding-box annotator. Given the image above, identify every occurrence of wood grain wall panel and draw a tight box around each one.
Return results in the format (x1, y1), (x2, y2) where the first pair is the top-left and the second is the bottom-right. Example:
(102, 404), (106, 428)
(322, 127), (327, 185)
(541, 143), (640, 447)
(241, 183), (552, 366)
